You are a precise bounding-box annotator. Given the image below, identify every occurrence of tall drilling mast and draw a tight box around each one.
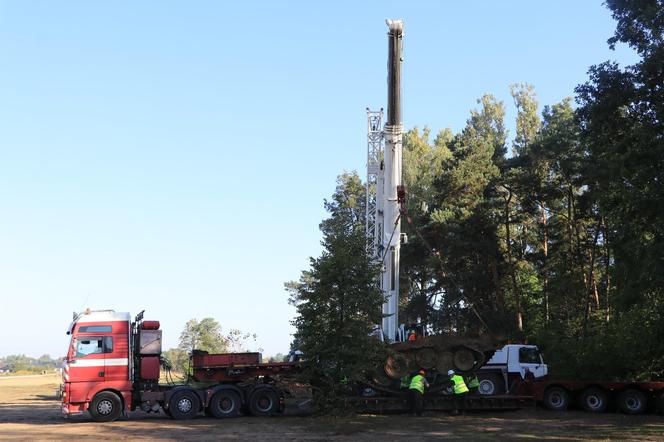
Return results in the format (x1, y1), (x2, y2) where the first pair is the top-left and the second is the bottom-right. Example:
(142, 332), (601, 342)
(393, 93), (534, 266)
(382, 19), (404, 343)
(366, 19), (404, 342)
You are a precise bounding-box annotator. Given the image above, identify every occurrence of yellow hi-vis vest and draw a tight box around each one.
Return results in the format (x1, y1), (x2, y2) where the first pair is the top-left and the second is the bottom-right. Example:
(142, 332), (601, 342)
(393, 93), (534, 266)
(451, 374), (469, 394)
(409, 374), (426, 394)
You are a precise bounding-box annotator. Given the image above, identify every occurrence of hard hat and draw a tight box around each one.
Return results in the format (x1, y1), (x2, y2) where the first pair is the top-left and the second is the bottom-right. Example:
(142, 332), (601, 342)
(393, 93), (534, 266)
(447, 369), (455, 376)
(419, 369), (426, 375)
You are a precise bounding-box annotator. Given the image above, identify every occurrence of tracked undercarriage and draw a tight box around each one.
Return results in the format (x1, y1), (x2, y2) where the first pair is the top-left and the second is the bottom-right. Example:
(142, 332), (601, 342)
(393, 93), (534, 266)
(370, 334), (500, 392)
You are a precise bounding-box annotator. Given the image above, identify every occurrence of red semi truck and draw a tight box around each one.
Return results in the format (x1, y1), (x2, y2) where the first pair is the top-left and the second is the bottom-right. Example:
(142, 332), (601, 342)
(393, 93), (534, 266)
(61, 310), (299, 422)
(61, 309), (664, 421)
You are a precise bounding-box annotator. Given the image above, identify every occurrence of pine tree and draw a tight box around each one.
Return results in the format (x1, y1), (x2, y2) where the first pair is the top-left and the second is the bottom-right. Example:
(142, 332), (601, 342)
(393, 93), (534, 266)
(287, 172), (385, 411)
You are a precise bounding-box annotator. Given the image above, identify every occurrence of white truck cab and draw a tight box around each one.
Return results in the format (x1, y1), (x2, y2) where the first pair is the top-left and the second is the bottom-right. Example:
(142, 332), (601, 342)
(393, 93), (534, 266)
(476, 344), (548, 395)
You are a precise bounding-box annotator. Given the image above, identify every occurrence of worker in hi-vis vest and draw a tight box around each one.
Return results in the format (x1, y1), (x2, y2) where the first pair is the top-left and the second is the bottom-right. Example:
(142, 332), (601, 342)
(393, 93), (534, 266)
(447, 369), (469, 415)
(408, 369), (430, 416)
(400, 373), (411, 390)
(467, 375), (480, 395)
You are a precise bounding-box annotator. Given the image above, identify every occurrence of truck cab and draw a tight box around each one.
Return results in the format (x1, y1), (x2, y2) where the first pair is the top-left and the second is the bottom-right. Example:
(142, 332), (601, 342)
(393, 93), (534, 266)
(476, 344), (548, 395)
(62, 310), (133, 419)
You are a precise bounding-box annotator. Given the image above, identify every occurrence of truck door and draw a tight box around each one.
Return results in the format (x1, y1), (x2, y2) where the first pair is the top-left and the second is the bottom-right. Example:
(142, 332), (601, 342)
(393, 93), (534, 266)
(103, 332), (129, 383)
(67, 336), (109, 388)
(516, 346), (547, 379)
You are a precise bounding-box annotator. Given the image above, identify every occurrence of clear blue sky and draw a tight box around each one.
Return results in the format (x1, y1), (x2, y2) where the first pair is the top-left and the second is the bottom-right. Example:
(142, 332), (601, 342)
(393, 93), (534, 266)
(0, 1), (636, 358)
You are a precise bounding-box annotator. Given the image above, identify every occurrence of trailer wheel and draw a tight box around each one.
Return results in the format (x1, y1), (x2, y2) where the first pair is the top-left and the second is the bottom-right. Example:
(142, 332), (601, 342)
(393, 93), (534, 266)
(618, 389), (647, 414)
(168, 389), (200, 420)
(580, 388), (608, 413)
(477, 374), (504, 396)
(209, 390), (241, 418)
(90, 391), (122, 422)
(543, 386), (570, 411)
(248, 388), (278, 417)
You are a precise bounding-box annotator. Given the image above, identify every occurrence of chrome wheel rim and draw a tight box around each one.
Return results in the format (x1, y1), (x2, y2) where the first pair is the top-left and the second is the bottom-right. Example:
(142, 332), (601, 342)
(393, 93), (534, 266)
(98, 399), (113, 415)
(178, 398), (192, 413)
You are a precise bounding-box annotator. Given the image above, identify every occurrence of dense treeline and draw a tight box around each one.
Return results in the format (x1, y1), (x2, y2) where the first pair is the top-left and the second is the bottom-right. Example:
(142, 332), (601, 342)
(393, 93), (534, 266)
(0, 354), (64, 373)
(400, 0), (663, 380)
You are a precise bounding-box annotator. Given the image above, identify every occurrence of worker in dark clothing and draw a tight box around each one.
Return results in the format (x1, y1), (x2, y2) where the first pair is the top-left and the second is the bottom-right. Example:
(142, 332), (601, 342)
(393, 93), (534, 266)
(409, 369), (430, 416)
(447, 369), (469, 415)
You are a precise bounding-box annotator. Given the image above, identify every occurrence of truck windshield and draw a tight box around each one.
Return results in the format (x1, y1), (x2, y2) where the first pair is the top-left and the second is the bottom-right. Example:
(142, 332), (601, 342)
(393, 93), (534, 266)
(519, 347), (541, 364)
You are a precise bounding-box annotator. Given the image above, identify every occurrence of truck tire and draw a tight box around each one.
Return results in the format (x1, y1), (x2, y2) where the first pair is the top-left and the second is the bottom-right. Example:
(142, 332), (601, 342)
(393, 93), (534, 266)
(580, 388), (608, 413)
(543, 386), (570, 411)
(168, 389), (200, 420)
(89, 391), (123, 422)
(248, 388), (278, 417)
(477, 374), (504, 396)
(618, 389), (647, 414)
(209, 390), (241, 418)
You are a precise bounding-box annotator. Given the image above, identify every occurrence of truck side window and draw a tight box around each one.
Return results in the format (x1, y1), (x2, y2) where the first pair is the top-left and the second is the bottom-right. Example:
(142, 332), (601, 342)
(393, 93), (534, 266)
(519, 347), (541, 364)
(76, 338), (104, 357)
(75, 337), (113, 357)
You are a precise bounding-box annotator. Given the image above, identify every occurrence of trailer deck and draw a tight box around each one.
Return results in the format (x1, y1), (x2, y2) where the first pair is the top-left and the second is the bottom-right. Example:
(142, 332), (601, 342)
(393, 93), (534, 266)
(348, 394), (536, 413)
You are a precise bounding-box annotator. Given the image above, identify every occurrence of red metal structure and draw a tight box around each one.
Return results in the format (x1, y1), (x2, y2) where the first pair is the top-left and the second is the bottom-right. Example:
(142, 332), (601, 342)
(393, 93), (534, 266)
(191, 352), (299, 383)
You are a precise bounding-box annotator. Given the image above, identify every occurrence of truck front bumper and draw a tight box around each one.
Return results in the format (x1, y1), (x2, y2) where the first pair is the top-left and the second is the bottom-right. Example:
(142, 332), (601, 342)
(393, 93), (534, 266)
(60, 383), (85, 417)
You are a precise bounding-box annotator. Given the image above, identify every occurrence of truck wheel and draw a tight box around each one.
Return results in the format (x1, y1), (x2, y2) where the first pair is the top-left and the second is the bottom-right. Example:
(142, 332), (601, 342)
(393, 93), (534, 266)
(544, 386), (570, 411)
(248, 388), (278, 417)
(168, 389), (200, 420)
(90, 391), (123, 422)
(209, 390), (241, 418)
(580, 388), (608, 413)
(477, 374), (504, 396)
(618, 389), (647, 414)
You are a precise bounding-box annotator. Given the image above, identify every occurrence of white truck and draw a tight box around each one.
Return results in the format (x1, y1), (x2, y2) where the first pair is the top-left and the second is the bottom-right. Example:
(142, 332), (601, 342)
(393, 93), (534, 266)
(475, 344), (548, 395)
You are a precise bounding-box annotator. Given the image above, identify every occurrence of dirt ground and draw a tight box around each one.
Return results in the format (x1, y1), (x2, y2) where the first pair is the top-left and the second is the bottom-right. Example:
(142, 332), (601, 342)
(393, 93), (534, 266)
(1, 374), (664, 441)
